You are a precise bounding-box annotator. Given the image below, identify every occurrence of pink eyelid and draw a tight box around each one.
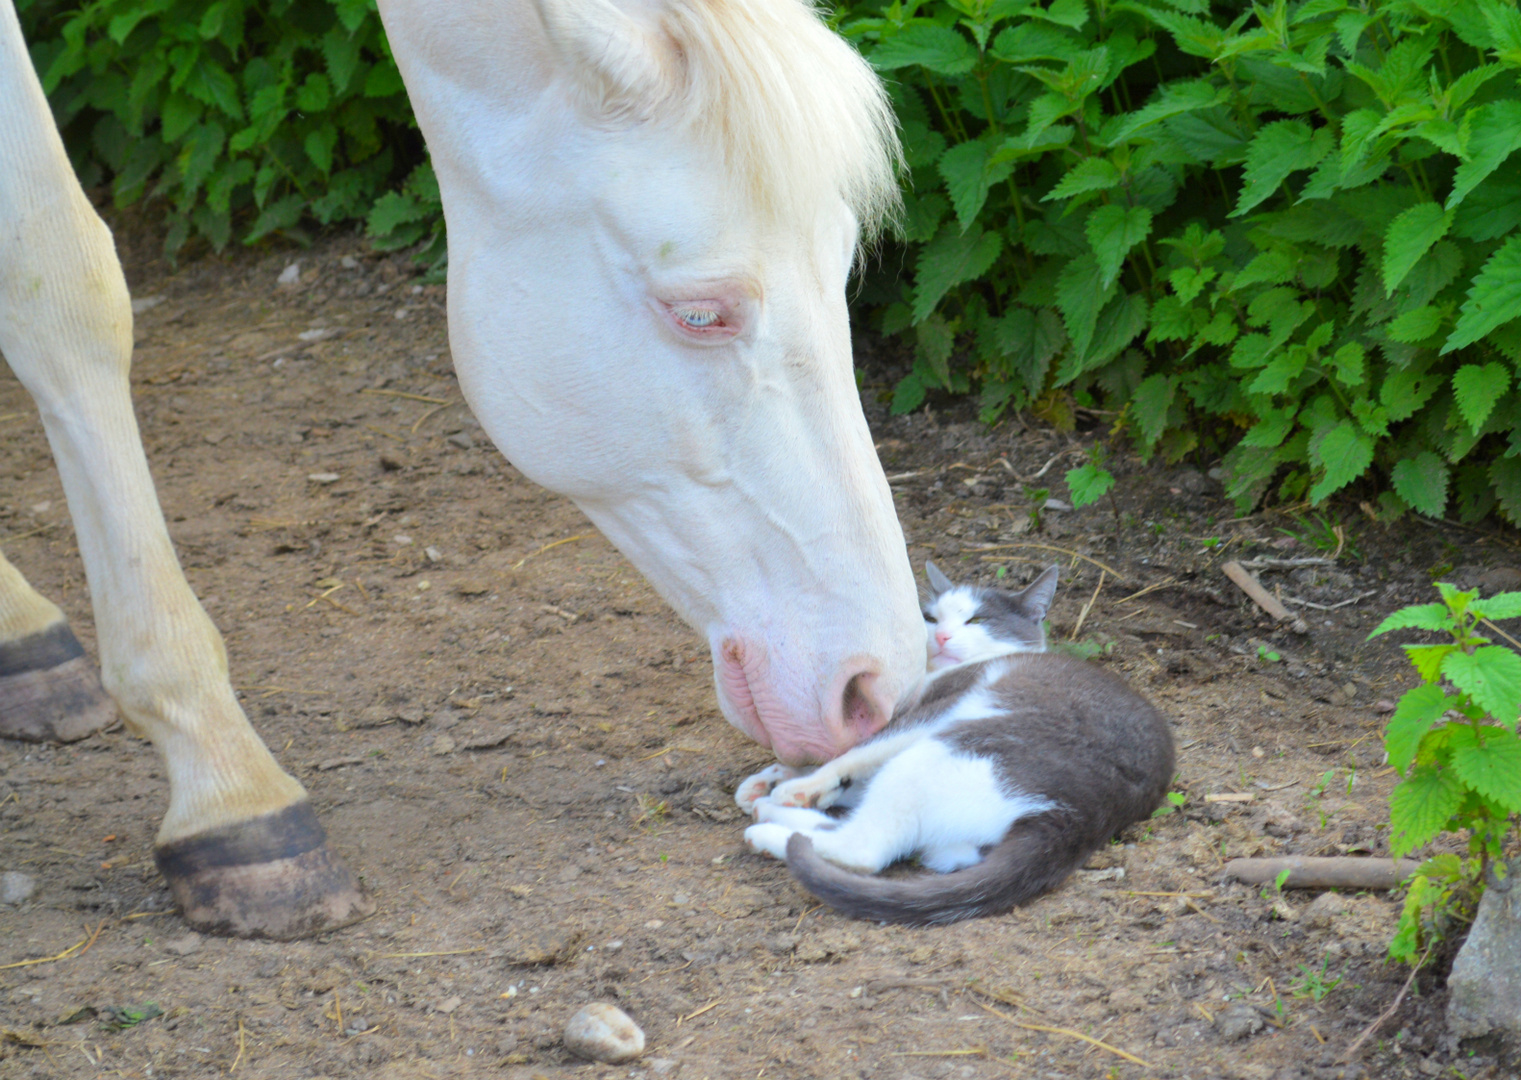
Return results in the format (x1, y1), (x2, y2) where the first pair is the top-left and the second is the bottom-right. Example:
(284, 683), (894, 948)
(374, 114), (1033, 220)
(660, 297), (743, 340)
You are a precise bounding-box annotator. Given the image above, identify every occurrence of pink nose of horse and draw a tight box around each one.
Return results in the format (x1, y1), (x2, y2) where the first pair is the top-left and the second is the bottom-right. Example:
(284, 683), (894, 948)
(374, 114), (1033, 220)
(716, 638), (893, 765)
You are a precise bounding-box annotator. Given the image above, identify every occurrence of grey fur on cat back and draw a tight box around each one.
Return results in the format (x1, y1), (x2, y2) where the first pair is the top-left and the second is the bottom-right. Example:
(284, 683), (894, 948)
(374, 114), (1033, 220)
(786, 650), (1175, 926)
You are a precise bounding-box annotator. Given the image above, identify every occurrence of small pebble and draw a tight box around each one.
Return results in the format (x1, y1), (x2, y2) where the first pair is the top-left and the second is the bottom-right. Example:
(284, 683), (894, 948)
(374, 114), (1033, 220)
(563, 1002), (644, 1064)
(307, 472), (340, 484)
(446, 432), (473, 450)
(277, 262), (301, 287)
(1, 871), (36, 904)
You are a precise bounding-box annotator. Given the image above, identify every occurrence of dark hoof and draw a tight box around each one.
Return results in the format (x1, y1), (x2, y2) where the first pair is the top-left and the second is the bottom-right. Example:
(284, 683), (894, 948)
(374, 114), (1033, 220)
(154, 801), (375, 940)
(0, 622), (116, 742)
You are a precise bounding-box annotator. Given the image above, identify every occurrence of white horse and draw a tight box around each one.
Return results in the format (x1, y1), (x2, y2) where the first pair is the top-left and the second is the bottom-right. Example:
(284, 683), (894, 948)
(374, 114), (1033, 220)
(0, 0), (923, 939)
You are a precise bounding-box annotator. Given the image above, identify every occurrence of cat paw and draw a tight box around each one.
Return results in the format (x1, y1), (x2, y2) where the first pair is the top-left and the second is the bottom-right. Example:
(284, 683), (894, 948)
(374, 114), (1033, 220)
(744, 823), (794, 861)
(753, 797), (834, 830)
(770, 768), (843, 810)
(734, 764), (801, 815)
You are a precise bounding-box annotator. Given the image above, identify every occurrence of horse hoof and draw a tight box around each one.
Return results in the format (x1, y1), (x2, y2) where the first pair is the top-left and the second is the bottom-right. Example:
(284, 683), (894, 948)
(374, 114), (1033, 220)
(0, 622), (116, 742)
(154, 801), (375, 940)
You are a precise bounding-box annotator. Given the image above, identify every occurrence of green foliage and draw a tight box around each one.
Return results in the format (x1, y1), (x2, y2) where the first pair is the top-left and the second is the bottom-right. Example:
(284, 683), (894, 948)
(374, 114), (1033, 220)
(17, 0), (437, 259)
(839, 0), (1521, 523)
(1288, 955), (1350, 1002)
(1369, 584), (1521, 966)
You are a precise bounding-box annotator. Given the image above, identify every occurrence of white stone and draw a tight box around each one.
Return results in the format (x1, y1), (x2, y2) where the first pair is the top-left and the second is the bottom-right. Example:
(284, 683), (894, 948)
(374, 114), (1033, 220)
(563, 1002), (644, 1064)
(1, 871), (36, 904)
(277, 262), (301, 286)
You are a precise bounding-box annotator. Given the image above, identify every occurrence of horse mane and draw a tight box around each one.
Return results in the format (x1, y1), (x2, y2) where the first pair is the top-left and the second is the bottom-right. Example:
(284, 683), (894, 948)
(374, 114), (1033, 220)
(652, 0), (902, 243)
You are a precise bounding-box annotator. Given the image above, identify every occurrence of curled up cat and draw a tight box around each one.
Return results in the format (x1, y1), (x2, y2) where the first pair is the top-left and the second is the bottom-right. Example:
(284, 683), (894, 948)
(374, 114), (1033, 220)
(737, 562), (1175, 925)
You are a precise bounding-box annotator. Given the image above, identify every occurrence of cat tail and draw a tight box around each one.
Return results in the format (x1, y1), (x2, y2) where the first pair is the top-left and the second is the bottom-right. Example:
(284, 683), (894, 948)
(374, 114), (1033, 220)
(783, 808), (1087, 926)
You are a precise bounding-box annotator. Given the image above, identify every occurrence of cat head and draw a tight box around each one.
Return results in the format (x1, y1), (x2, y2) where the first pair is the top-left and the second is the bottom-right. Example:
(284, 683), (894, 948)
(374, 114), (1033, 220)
(922, 561), (1058, 671)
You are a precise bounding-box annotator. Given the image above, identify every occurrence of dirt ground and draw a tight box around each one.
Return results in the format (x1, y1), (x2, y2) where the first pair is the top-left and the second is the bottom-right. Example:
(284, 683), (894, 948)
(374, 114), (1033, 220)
(2, 225), (1517, 1080)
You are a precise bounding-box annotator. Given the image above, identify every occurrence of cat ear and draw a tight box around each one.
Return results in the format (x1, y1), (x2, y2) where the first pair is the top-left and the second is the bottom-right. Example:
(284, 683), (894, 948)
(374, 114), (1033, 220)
(1017, 565), (1059, 621)
(925, 561), (954, 597)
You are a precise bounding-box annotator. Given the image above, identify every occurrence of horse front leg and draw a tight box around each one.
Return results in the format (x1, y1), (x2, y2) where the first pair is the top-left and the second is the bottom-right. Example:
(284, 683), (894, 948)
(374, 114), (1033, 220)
(0, 0), (372, 939)
(0, 546), (116, 742)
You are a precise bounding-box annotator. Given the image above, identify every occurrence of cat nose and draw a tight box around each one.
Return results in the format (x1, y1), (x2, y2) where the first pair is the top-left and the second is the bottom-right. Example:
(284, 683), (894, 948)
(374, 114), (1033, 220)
(935, 630), (950, 646)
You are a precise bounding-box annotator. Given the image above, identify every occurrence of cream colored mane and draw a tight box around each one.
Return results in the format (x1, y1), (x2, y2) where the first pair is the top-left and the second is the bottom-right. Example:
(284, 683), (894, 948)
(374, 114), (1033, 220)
(573, 0), (903, 240)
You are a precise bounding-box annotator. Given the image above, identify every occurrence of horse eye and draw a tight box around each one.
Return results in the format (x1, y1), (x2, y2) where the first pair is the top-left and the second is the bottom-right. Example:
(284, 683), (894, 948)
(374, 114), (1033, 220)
(675, 307), (720, 328)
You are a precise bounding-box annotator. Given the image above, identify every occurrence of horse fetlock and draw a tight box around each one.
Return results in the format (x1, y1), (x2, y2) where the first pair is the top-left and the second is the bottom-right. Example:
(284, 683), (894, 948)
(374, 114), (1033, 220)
(153, 800), (374, 940)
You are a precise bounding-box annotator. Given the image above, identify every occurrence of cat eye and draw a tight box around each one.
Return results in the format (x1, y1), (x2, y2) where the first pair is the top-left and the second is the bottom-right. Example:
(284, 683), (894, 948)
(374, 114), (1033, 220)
(922, 612), (936, 622)
(967, 616), (985, 625)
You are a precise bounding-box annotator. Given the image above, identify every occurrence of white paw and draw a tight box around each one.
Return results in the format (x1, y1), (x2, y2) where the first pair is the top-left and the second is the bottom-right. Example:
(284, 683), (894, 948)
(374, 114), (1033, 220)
(754, 798), (835, 830)
(744, 822), (794, 861)
(770, 768), (843, 810)
(734, 764), (801, 815)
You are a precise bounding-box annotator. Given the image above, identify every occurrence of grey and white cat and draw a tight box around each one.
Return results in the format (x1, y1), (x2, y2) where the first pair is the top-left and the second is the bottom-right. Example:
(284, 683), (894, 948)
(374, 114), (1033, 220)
(737, 562), (1174, 925)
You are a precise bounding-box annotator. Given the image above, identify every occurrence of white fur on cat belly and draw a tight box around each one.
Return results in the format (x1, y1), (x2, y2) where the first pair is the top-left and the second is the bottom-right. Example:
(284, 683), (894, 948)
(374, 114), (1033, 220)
(746, 740), (1054, 876)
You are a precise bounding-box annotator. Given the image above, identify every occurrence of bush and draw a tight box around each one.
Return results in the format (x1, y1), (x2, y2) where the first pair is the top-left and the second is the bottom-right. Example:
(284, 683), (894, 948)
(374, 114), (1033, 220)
(836, 0), (1521, 523)
(16, 0), (440, 262)
(1368, 584), (1521, 965)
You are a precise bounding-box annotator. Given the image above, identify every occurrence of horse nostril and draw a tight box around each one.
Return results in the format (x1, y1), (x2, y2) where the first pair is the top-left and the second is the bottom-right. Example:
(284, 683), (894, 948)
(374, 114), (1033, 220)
(840, 671), (885, 739)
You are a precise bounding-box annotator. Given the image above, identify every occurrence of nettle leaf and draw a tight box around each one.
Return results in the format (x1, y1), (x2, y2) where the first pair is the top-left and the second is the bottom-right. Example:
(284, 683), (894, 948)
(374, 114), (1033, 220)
(1309, 420), (1372, 504)
(1472, 592), (1521, 621)
(1388, 765), (1466, 857)
(1386, 684), (1453, 774)
(1131, 373), (1175, 447)
(1452, 362), (1511, 434)
(939, 140), (1012, 230)
(1233, 120), (1333, 217)
(1101, 78), (1222, 146)
(1387, 305), (1444, 343)
(1382, 203), (1452, 296)
(1405, 644), (1456, 683)
(1055, 253), (1116, 359)
(1368, 604), (1452, 641)
(1442, 646), (1521, 727)
(1451, 728), (1521, 810)
(1445, 234), (1521, 354)
(912, 223), (1003, 324)
(1170, 265), (1215, 304)
(1391, 452), (1450, 517)
(1329, 342), (1365, 387)
(1446, 100), (1521, 212)
(1043, 157), (1120, 201)
(870, 23), (978, 75)
(1065, 463), (1115, 508)
(1086, 204), (1152, 288)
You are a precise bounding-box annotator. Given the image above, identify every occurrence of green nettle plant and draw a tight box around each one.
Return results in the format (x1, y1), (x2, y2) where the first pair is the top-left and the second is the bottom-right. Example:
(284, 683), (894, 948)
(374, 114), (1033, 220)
(834, 0), (1521, 523)
(17, 0), (440, 261)
(1368, 584), (1521, 966)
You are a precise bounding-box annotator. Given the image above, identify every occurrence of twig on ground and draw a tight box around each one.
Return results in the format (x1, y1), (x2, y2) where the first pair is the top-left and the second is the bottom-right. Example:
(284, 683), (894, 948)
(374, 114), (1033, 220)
(1115, 578), (1181, 604)
(1235, 556), (1338, 569)
(969, 543), (1125, 581)
(677, 999), (722, 1025)
(1068, 571), (1106, 641)
(1223, 561), (1307, 631)
(360, 387), (450, 404)
(1283, 590), (1379, 612)
(972, 999), (1151, 1068)
(511, 533), (592, 570)
(1339, 950), (1429, 1062)
(1480, 618), (1521, 653)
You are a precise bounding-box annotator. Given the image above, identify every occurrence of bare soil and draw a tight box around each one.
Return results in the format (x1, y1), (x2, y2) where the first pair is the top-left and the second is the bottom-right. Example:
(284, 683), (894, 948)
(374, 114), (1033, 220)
(3, 227), (1517, 1080)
